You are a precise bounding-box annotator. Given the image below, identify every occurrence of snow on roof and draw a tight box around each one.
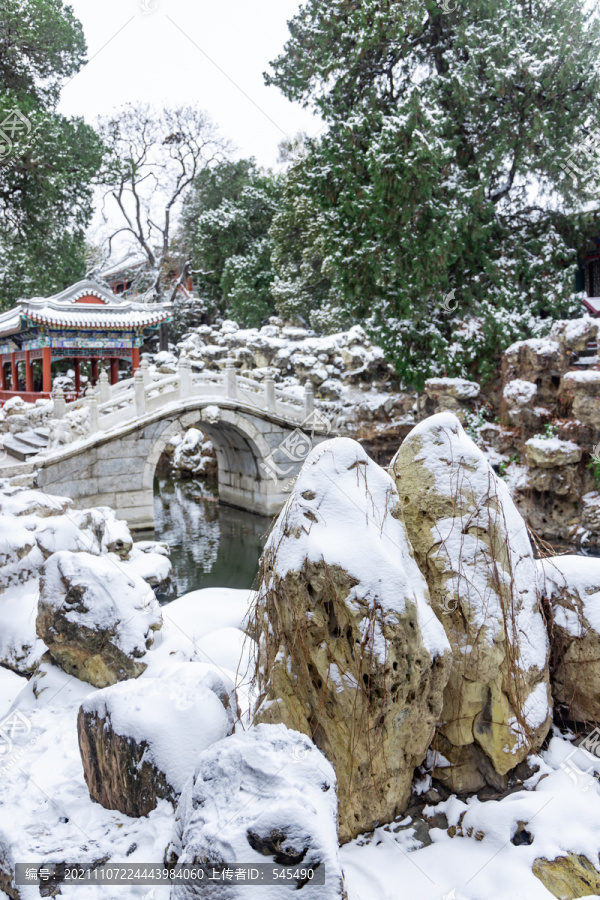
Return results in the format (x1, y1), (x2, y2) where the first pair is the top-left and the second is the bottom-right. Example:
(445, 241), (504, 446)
(98, 252), (148, 278)
(582, 296), (600, 315)
(0, 280), (171, 337)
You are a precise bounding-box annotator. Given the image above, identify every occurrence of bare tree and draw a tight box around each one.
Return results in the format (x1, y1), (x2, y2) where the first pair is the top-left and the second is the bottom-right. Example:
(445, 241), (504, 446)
(98, 103), (230, 305)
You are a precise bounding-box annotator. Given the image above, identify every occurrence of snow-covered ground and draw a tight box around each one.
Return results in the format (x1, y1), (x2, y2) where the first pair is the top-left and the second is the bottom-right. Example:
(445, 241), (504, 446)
(2, 629), (600, 900)
(0, 585), (257, 900)
(3, 449), (600, 899)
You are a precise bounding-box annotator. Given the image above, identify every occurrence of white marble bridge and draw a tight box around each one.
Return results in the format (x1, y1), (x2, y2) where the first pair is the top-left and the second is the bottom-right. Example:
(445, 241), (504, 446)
(4, 359), (334, 528)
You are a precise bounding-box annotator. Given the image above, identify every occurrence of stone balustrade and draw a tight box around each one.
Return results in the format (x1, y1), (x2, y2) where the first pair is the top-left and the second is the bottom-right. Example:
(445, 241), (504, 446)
(53, 358), (323, 438)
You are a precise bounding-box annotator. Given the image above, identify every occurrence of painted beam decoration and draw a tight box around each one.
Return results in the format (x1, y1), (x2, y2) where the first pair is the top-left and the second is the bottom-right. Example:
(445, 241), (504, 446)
(0, 279), (172, 399)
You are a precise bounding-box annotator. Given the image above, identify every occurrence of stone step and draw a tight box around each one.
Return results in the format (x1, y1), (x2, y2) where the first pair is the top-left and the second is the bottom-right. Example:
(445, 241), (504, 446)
(2, 434), (40, 461)
(33, 427), (50, 440)
(13, 429), (49, 450)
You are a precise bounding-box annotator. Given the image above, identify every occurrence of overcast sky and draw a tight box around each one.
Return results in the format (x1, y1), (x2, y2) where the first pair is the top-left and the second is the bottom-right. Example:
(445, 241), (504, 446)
(59, 0), (320, 168)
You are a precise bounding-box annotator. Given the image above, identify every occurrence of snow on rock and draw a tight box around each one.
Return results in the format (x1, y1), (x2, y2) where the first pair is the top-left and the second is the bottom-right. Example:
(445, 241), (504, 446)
(582, 491), (600, 536)
(538, 555), (600, 723)
(561, 370), (600, 426)
(391, 412), (551, 793)
(525, 437), (582, 469)
(172, 427), (217, 479)
(37, 550), (162, 687)
(0, 484), (173, 675)
(424, 377), (480, 399)
(120, 543), (174, 597)
(0, 488), (72, 519)
(0, 667), (26, 719)
(146, 587), (257, 718)
(0, 582), (43, 675)
(503, 378), (537, 408)
(77, 665), (235, 816)
(167, 724), (346, 899)
(254, 436), (451, 842)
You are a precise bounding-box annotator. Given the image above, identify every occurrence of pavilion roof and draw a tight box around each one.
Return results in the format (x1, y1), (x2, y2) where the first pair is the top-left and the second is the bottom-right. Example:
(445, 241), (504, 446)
(0, 280), (172, 338)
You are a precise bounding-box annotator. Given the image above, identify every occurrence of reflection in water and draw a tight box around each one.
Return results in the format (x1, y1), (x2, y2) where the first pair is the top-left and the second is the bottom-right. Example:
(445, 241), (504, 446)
(143, 475), (273, 598)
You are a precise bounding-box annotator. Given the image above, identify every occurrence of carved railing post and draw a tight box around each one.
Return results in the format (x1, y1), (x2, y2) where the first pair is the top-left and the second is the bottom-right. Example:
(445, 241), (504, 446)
(303, 380), (314, 420)
(140, 357), (150, 387)
(134, 369), (146, 417)
(225, 358), (237, 400)
(265, 373), (276, 413)
(178, 356), (192, 399)
(98, 369), (110, 404)
(86, 386), (99, 433)
(52, 385), (66, 420)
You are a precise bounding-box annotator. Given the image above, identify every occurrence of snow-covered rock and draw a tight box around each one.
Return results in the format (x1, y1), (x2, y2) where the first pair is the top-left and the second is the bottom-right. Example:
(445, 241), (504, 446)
(37, 551), (162, 687)
(167, 724), (346, 899)
(392, 412), (552, 792)
(525, 437), (582, 469)
(172, 427), (217, 479)
(77, 664), (235, 816)
(538, 555), (600, 723)
(582, 491), (600, 535)
(254, 436), (451, 842)
(503, 378), (537, 409)
(0, 485), (174, 674)
(561, 370), (600, 426)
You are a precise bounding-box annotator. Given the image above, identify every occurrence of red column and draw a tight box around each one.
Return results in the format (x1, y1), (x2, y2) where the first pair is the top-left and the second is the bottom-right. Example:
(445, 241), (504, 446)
(42, 347), (52, 394)
(11, 353), (18, 392)
(25, 351), (34, 393)
(0, 359), (5, 391)
(74, 358), (81, 396)
(91, 359), (98, 385)
(110, 358), (119, 385)
(131, 347), (140, 372)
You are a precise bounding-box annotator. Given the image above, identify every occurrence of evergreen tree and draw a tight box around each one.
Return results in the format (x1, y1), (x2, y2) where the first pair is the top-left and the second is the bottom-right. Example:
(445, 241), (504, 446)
(266, 0), (600, 386)
(0, 0), (103, 308)
(180, 159), (280, 327)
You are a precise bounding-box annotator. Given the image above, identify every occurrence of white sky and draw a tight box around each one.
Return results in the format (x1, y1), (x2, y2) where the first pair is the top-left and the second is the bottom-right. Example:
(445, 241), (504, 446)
(59, 0), (321, 168)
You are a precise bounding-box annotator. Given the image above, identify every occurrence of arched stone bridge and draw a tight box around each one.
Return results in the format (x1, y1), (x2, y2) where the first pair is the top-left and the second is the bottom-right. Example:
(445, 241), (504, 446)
(30, 360), (335, 528)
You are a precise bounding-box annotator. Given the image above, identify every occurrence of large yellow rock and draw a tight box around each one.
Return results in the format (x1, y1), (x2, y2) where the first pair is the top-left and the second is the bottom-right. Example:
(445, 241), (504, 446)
(533, 853), (600, 899)
(391, 412), (551, 792)
(253, 437), (452, 842)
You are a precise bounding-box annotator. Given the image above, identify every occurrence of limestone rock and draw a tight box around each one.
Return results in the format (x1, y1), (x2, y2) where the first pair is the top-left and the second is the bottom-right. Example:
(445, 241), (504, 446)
(503, 378), (537, 410)
(391, 412), (551, 793)
(538, 555), (600, 723)
(253, 437), (451, 842)
(582, 492), (600, 535)
(525, 437), (582, 469)
(425, 377), (480, 401)
(167, 724), (347, 899)
(37, 550), (162, 686)
(527, 465), (580, 498)
(533, 852), (600, 899)
(0, 487), (72, 519)
(503, 337), (566, 407)
(0, 517), (44, 594)
(418, 377), (480, 422)
(561, 371), (600, 427)
(550, 316), (599, 354)
(78, 665), (235, 816)
(172, 427), (217, 479)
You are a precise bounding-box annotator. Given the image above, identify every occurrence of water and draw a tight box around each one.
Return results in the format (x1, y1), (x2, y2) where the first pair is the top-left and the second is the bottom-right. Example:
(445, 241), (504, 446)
(140, 475), (273, 598)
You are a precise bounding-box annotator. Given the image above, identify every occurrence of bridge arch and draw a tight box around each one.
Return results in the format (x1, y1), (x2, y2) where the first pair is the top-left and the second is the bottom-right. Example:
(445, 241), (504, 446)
(33, 399), (330, 528)
(143, 406), (279, 516)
